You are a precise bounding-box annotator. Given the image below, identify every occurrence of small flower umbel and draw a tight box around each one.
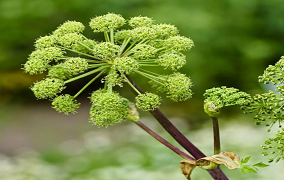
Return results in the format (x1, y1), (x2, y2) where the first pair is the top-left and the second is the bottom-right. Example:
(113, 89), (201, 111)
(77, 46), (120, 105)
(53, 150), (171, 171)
(24, 13), (194, 126)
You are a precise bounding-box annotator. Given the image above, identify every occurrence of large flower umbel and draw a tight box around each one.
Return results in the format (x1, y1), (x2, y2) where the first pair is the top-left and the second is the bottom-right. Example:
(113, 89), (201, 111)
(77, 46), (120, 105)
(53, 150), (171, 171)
(24, 13), (194, 127)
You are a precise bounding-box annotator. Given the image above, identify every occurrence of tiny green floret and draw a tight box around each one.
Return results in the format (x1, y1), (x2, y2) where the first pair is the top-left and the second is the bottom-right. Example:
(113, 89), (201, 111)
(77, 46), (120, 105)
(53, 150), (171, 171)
(57, 33), (84, 49)
(53, 20), (85, 36)
(164, 36), (194, 51)
(261, 129), (284, 163)
(128, 16), (154, 28)
(259, 56), (284, 85)
(89, 89), (130, 127)
(31, 78), (66, 99)
(130, 26), (157, 41)
(52, 94), (80, 114)
(92, 42), (120, 59)
(135, 92), (161, 111)
(48, 57), (89, 80)
(130, 44), (157, 60)
(157, 51), (186, 71)
(114, 57), (139, 74)
(90, 13), (126, 33)
(34, 35), (57, 49)
(24, 47), (65, 74)
(152, 24), (179, 39)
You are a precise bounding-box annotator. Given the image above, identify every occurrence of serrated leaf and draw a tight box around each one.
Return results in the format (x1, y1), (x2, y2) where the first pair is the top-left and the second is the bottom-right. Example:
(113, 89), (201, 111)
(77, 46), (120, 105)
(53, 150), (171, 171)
(241, 156), (251, 164)
(253, 162), (269, 168)
(241, 165), (258, 174)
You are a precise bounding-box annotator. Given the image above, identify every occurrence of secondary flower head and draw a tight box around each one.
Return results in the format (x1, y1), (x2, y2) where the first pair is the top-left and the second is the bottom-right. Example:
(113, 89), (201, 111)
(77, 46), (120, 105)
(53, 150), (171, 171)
(204, 86), (251, 117)
(128, 16), (154, 28)
(31, 78), (66, 99)
(89, 90), (130, 127)
(52, 94), (80, 114)
(135, 92), (161, 111)
(90, 13), (126, 32)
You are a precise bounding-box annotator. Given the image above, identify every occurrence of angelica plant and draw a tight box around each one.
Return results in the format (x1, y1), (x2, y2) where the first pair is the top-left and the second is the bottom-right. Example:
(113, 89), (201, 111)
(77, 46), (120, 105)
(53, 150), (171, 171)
(24, 13), (281, 180)
(242, 56), (284, 163)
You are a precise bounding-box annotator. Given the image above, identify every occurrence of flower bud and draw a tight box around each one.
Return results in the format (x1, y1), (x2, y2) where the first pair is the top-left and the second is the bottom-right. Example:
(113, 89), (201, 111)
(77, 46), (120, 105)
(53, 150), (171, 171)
(31, 78), (66, 99)
(53, 21), (85, 36)
(157, 51), (186, 70)
(89, 90), (129, 127)
(135, 92), (161, 111)
(92, 42), (120, 59)
(164, 36), (194, 51)
(130, 44), (157, 60)
(114, 57), (139, 74)
(52, 94), (80, 114)
(152, 24), (179, 39)
(57, 33), (84, 48)
(128, 16), (154, 28)
(90, 13), (125, 32)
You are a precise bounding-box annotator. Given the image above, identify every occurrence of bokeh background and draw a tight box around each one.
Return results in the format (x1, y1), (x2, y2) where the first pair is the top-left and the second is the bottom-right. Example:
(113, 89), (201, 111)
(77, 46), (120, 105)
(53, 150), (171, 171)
(1, 0), (284, 179)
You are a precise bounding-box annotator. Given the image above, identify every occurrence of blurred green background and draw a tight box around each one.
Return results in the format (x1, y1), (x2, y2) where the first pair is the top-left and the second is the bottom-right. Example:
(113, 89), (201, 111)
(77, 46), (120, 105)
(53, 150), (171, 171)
(1, 0), (284, 179)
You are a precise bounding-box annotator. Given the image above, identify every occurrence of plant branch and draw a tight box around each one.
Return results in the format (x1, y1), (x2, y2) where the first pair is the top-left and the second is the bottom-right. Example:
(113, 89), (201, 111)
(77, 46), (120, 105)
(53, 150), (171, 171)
(134, 121), (195, 161)
(125, 75), (229, 180)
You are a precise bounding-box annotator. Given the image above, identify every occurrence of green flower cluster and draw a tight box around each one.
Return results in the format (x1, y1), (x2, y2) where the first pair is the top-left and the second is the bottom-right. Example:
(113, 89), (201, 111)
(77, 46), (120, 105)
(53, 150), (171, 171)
(149, 73), (194, 102)
(24, 13), (195, 127)
(261, 129), (284, 163)
(242, 56), (284, 128)
(259, 56), (284, 85)
(241, 91), (284, 128)
(52, 94), (80, 114)
(90, 90), (130, 127)
(135, 92), (161, 111)
(204, 86), (251, 117)
(242, 55), (284, 163)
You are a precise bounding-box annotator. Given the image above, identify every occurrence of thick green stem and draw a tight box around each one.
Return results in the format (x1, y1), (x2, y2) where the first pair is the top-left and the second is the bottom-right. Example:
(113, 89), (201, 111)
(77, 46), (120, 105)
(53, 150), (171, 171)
(212, 117), (221, 155)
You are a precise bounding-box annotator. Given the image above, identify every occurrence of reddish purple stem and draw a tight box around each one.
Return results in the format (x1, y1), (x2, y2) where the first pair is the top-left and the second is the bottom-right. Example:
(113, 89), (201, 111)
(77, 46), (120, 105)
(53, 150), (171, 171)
(126, 75), (229, 180)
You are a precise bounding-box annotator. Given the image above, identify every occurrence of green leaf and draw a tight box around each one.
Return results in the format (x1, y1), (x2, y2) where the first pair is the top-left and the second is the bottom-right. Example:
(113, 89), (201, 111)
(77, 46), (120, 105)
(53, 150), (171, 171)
(241, 165), (258, 174)
(253, 162), (269, 168)
(241, 156), (251, 164)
